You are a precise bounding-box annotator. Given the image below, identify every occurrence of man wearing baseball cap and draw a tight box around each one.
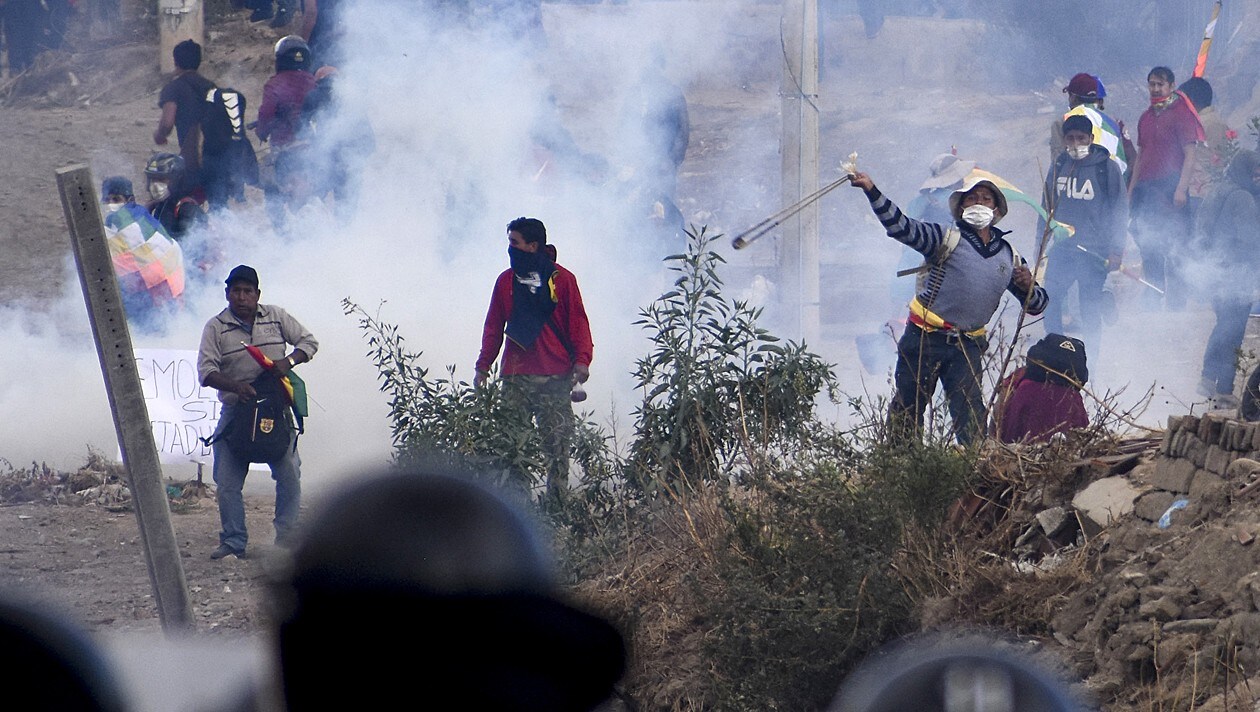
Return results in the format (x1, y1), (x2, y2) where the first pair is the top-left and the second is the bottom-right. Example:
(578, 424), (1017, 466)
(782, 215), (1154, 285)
(198, 264), (318, 560)
(1050, 72), (1129, 175)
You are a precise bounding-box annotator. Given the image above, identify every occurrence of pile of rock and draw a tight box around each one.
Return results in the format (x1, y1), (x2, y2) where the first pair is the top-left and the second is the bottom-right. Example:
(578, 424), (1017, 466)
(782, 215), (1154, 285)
(1047, 415), (1260, 707)
(1142, 414), (1260, 527)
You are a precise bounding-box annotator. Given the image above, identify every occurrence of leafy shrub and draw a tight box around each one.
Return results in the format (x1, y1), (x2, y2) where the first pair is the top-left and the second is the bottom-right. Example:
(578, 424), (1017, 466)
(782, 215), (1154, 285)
(629, 228), (838, 492)
(347, 228), (978, 711)
(342, 299), (609, 494)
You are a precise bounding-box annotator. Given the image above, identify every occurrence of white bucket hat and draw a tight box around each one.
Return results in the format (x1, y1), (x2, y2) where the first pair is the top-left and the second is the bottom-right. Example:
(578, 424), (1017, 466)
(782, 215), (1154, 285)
(947, 176), (1009, 225)
(919, 153), (976, 191)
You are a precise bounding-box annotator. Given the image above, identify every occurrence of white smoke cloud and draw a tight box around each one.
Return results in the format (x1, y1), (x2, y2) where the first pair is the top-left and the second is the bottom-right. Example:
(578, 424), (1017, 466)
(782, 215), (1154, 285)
(3, 1), (764, 486)
(6, 2), (1250, 479)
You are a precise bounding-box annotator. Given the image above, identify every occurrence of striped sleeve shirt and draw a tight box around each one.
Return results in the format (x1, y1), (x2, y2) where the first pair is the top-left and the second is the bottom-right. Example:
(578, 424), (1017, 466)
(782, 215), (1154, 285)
(865, 187), (1048, 322)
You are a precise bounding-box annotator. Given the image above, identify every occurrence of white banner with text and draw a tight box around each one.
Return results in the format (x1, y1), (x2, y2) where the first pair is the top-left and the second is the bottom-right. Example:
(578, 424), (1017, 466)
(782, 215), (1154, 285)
(134, 348), (221, 464)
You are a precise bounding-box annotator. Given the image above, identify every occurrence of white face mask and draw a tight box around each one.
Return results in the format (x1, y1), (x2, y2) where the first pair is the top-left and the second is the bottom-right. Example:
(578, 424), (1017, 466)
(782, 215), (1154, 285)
(961, 204), (995, 229)
(1067, 144), (1091, 160)
(150, 182), (170, 201)
(104, 202), (124, 214)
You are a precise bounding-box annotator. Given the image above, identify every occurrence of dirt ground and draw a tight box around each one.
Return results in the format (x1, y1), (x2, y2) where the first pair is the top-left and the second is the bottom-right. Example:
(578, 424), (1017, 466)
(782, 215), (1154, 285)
(0, 474), (276, 635)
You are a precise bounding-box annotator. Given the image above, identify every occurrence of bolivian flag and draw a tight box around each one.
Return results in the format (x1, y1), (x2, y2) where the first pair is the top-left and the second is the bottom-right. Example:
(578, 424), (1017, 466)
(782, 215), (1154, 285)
(241, 342), (309, 419)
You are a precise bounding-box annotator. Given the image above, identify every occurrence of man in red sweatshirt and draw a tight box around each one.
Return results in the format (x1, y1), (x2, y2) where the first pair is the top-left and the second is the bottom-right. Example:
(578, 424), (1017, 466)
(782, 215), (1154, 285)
(476, 217), (593, 497)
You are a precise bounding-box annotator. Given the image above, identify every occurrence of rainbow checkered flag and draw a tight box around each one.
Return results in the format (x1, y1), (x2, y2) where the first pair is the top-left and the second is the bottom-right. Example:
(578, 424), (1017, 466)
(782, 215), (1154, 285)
(241, 342), (309, 418)
(103, 204), (185, 304)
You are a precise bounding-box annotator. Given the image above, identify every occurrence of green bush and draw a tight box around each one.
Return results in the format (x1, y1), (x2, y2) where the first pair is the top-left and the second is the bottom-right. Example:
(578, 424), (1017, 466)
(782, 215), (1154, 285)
(347, 228), (978, 711)
(629, 228), (838, 493)
(342, 299), (612, 494)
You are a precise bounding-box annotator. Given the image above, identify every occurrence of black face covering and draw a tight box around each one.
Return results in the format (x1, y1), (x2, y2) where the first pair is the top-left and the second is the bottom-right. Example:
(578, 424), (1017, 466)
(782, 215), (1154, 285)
(505, 246), (558, 350)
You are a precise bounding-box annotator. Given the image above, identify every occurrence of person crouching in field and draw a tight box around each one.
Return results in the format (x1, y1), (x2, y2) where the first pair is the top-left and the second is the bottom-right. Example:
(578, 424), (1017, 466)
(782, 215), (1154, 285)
(996, 334), (1090, 444)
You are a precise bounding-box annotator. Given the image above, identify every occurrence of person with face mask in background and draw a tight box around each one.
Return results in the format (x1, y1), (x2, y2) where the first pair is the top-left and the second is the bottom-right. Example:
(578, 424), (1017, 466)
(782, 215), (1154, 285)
(100, 176), (186, 331)
(144, 152), (207, 241)
(848, 170), (1048, 445)
(1190, 150), (1260, 409)
(100, 176), (139, 220)
(475, 217), (593, 498)
(1039, 114), (1128, 358)
(1128, 66), (1205, 311)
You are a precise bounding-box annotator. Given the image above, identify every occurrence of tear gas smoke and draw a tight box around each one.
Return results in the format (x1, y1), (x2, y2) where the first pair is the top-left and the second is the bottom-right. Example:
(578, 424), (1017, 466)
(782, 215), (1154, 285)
(5, 1), (1258, 477)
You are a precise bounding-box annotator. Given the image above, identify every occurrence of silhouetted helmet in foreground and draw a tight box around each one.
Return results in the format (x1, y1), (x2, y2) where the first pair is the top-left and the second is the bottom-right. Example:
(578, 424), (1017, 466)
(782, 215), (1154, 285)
(274, 35), (311, 72)
(0, 594), (128, 712)
(273, 469), (626, 712)
(832, 639), (1082, 712)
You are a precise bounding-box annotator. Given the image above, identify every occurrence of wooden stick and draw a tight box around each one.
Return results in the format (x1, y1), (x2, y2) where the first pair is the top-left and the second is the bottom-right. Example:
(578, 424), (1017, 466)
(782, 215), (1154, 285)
(732, 174), (852, 249)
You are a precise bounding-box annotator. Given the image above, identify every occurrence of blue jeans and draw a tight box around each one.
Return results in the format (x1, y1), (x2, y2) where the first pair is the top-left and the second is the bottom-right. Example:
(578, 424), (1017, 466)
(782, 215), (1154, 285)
(1202, 297), (1252, 395)
(212, 403), (302, 552)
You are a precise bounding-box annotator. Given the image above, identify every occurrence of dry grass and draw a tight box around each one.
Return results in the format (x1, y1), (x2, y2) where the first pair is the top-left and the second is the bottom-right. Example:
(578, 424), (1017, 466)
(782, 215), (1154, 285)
(574, 483), (732, 710)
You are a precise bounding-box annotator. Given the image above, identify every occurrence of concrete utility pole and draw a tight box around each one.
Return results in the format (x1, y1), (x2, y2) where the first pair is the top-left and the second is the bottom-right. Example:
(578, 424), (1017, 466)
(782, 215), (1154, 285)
(158, 0), (204, 73)
(56, 164), (195, 633)
(779, 0), (821, 345)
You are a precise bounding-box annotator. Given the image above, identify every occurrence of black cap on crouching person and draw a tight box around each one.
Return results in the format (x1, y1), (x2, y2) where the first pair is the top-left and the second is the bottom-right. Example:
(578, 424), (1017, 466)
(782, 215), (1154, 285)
(225, 265), (259, 288)
(1025, 333), (1088, 388)
(272, 469), (626, 712)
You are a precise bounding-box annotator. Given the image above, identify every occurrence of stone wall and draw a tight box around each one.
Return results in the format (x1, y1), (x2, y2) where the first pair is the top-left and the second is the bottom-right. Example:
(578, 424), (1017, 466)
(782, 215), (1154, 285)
(1141, 414), (1260, 524)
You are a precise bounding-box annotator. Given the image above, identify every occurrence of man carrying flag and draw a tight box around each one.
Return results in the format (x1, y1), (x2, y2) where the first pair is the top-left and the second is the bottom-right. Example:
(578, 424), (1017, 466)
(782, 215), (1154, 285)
(241, 340), (310, 423)
(198, 264), (318, 560)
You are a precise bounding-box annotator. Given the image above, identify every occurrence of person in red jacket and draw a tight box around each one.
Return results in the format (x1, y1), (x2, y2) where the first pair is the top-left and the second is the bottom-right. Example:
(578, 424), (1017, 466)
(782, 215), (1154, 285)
(476, 217), (593, 497)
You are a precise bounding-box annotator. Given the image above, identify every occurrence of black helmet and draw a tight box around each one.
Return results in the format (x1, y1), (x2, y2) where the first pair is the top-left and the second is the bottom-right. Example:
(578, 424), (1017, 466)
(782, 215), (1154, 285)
(276, 470), (626, 712)
(144, 152), (185, 180)
(275, 35), (311, 72)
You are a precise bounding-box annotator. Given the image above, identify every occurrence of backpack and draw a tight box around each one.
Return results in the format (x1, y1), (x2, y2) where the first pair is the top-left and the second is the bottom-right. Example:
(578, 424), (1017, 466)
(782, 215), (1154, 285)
(201, 87), (248, 154)
(201, 87), (260, 186)
(208, 372), (297, 464)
